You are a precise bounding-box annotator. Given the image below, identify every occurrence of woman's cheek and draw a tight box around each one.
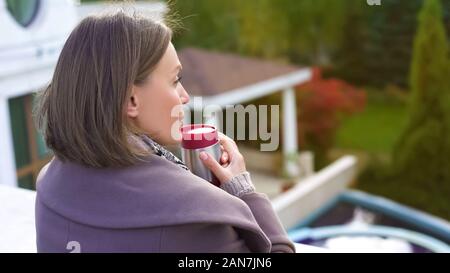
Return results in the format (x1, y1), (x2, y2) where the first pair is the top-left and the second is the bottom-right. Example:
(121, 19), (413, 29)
(141, 102), (162, 135)
(167, 97), (184, 142)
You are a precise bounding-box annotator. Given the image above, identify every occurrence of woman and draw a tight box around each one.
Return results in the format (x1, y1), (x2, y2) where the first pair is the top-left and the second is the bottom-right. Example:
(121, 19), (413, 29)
(35, 10), (294, 253)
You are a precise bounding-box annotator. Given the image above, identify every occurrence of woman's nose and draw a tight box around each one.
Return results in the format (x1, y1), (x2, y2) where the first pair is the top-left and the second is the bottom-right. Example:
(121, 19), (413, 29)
(179, 85), (190, 104)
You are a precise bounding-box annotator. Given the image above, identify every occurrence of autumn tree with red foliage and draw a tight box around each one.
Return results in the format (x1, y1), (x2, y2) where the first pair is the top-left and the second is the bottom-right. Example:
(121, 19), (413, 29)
(296, 68), (366, 167)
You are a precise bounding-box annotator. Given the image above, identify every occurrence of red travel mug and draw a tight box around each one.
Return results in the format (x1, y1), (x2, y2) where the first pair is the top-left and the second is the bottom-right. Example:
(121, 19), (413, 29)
(180, 124), (221, 186)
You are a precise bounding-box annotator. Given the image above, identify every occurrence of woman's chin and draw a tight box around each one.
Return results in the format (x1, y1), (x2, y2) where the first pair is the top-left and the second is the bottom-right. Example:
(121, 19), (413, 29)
(170, 137), (182, 145)
(158, 136), (181, 147)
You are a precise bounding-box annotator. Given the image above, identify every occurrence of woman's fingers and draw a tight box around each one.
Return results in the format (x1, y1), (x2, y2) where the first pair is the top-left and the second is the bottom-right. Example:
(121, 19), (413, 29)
(199, 152), (231, 183)
(217, 132), (237, 160)
(197, 133), (245, 185)
(220, 151), (229, 164)
(218, 132), (238, 149)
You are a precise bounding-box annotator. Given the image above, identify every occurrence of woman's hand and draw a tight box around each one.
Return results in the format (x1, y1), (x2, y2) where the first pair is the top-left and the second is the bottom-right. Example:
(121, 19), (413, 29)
(199, 132), (247, 185)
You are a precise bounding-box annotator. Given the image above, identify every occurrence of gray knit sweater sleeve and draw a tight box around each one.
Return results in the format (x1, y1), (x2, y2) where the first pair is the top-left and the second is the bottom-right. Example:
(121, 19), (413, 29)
(220, 171), (295, 253)
(220, 171), (255, 198)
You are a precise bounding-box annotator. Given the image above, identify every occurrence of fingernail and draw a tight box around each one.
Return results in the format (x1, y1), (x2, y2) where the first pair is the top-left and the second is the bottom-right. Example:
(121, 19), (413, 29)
(200, 152), (208, 160)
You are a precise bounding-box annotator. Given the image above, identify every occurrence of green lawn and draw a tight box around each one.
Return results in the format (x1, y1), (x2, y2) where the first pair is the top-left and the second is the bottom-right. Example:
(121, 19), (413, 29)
(334, 90), (450, 220)
(335, 90), (409, 154)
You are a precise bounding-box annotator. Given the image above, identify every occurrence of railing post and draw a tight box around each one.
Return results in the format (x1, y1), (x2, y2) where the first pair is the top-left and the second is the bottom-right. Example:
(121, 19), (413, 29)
(282, 87), (299, 178)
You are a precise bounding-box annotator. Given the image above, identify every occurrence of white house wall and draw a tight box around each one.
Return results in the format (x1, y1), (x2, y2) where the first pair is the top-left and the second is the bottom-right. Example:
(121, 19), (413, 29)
(0, 0), (77, 79)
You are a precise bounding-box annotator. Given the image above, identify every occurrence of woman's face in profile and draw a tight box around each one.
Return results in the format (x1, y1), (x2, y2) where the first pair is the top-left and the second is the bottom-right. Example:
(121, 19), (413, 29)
(127, 42), (190, 145)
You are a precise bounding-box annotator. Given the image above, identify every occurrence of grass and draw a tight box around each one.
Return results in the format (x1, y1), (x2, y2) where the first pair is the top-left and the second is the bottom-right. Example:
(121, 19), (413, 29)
(333, 89), (450, 220)
(335, 89), (409, 155)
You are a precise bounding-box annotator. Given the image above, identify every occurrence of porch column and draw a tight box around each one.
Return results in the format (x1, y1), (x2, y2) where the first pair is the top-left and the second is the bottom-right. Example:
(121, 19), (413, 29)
(0, 97), (18, 187)
(282, 87), (299, 178)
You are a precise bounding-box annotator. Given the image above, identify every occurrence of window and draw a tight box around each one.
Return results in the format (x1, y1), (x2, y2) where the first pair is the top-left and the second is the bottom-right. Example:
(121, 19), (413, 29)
(6, 0), (40, 27)
(9, 94), (52, 190)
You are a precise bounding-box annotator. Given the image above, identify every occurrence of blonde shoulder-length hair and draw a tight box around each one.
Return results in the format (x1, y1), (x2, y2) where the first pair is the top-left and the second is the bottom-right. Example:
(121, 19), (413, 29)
(35, 10), (172, 168)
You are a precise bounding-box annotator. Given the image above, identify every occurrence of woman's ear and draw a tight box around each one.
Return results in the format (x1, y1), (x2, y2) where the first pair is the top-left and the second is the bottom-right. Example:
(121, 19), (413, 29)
(126, 86), (139, 118)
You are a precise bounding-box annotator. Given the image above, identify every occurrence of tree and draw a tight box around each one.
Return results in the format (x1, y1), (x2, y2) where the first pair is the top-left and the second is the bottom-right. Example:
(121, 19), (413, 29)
(392, 0), (450, 218)
(331, 0), (450, 88)
(236, 0), (289, 59)
(365, 0), (424, 88)
(296, 68), (366, 168)
(278, 0), (347, 66)
(168, 0), (240, 52)
(332, 0), (370, 85)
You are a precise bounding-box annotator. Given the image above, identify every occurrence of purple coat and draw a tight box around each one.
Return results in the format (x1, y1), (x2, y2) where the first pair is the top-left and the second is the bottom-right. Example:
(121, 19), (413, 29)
(35, 154), (295, 253)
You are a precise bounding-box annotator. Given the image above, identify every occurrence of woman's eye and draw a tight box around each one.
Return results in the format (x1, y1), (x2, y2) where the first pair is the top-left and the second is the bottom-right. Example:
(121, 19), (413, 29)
(174, 76), (182, 85)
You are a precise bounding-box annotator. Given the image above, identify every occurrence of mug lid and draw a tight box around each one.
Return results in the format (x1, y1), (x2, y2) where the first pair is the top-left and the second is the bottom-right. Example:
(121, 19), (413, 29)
(180, 124), (218, 149)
